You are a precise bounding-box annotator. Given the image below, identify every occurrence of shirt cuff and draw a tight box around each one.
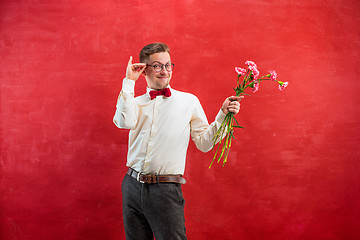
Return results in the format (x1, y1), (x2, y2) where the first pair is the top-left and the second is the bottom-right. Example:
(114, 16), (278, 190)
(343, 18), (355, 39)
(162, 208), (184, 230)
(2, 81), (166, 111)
(122, 78), (135, 93)
(215, 109), (227, 124)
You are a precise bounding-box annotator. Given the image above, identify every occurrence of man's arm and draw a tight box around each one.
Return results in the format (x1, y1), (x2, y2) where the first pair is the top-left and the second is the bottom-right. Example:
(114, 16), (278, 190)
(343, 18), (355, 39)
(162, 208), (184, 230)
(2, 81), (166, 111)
(113, 57), (146, 129)
(190, 96), (242, 152)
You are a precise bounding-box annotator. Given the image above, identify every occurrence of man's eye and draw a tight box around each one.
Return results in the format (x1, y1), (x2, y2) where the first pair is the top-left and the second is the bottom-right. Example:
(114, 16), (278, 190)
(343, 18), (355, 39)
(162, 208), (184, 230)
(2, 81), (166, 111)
(154, 64), (161, 68)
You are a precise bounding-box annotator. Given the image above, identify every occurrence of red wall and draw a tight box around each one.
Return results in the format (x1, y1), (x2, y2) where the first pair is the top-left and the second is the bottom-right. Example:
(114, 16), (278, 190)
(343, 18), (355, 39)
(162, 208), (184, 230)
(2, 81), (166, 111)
(1, 0), (360, 239)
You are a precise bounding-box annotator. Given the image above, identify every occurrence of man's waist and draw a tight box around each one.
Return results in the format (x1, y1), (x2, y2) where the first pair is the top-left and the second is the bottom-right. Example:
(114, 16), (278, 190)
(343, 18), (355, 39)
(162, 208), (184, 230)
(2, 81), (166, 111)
(127, 168), (186, 184)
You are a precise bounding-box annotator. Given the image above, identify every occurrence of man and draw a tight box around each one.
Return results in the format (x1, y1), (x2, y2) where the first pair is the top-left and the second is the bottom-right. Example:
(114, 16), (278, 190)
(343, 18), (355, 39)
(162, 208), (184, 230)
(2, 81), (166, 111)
(113, 43), (242, 240)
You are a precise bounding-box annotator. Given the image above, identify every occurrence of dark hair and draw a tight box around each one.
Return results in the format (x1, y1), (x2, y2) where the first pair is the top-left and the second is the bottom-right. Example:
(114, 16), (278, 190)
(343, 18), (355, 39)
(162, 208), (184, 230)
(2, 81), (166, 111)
(139, 42), (170, 63)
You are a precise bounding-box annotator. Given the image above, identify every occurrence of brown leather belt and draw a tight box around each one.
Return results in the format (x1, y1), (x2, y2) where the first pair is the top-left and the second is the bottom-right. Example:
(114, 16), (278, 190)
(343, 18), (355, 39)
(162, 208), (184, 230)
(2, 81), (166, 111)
(127, 168), (186, 184)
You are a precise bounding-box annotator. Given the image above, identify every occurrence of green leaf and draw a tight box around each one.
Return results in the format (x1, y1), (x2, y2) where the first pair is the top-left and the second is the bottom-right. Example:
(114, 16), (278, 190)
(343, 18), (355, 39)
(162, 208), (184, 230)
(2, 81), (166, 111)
(232, 115), (240, 126)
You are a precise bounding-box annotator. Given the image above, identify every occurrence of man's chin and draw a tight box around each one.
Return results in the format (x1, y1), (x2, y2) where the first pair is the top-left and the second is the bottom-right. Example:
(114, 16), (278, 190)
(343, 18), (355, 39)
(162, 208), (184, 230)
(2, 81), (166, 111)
(157, 82), (170, 90)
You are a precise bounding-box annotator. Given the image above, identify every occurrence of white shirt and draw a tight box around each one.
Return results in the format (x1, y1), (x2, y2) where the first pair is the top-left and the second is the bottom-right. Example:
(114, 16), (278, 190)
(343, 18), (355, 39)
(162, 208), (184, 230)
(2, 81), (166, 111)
(113, 78), (226, 175)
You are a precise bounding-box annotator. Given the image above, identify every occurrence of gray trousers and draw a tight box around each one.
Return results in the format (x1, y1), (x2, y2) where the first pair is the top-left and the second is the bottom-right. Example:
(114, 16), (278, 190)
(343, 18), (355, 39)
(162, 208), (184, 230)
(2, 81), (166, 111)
(121, 174), (187, 240)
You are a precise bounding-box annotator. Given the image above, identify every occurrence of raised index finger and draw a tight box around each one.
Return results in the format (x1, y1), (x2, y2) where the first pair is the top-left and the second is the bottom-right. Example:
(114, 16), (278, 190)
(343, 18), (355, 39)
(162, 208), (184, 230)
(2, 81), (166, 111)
(128, 56), (133, 66)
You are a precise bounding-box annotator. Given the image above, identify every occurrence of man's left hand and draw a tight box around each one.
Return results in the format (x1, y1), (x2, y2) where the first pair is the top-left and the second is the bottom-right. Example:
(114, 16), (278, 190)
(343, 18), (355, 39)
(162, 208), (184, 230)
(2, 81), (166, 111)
(221, 96), (244, 115)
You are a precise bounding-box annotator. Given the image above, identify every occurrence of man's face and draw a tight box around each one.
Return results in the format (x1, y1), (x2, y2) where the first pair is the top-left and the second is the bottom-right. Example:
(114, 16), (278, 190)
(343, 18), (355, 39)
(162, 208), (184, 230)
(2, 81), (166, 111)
(143, 52), (172, 90)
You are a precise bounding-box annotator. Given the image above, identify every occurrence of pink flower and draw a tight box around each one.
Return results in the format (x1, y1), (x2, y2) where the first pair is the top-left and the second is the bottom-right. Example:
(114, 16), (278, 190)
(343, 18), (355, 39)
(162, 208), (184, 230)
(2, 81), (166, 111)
(252, 81), (260, 93)
(269, 70), (277, 81)
(252, 67), (260, 80)
(235, 67), (247, 76)
(245, 60), (257, 68)
(278, 82), (288, 91)
(248, 65), (260, 80)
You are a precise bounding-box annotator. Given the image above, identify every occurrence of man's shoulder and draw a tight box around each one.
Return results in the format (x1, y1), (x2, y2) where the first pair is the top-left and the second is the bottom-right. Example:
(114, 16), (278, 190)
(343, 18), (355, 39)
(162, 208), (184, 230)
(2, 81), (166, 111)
(133, 93), (150, 104)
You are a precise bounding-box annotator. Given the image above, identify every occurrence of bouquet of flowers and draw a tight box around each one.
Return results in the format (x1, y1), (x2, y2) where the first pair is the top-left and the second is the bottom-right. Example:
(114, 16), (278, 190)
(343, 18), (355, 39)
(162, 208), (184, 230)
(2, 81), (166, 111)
(210, 61), (288, 168)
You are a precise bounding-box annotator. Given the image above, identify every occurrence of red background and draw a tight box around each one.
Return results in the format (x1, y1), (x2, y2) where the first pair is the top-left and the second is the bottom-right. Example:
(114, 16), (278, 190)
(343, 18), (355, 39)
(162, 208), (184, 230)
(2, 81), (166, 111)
(1, 0), (360, 239)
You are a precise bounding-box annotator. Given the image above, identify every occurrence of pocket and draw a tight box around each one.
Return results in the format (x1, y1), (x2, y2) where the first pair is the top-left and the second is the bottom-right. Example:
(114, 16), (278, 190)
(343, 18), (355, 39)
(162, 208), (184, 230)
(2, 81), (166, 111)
(174, 184), (185, 206)
(121, 174), (127, 194)
(121, 174), (132, 195)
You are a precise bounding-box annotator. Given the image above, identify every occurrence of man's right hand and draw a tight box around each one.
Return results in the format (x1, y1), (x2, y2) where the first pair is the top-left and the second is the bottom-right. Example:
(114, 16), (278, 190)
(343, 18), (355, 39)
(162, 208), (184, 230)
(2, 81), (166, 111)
(126, 56), (147, 81)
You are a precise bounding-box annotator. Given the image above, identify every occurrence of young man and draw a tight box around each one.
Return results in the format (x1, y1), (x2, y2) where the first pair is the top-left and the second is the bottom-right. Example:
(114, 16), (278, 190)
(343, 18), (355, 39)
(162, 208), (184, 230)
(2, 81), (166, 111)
(113, 43), (242, 240)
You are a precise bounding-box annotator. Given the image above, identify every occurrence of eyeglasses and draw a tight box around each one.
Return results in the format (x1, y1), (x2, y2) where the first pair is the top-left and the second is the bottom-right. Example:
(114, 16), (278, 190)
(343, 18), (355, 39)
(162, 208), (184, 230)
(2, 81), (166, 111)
(146, 62), (175, 72)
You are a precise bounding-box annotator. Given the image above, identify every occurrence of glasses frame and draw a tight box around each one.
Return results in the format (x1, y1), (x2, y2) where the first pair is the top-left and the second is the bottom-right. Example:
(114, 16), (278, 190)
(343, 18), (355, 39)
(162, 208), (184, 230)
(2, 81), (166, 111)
(146, 62), (175, 72)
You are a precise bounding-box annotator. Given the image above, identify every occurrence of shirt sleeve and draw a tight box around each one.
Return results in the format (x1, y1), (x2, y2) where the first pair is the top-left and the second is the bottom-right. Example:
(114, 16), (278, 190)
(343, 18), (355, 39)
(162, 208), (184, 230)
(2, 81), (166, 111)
(190, 97), (227, 153)
(113, 78), (139, 129)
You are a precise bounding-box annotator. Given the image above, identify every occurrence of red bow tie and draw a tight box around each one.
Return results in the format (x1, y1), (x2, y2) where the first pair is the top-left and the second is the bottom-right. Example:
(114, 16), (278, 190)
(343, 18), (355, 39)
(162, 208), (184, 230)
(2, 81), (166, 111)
(149, 88), (171, 100)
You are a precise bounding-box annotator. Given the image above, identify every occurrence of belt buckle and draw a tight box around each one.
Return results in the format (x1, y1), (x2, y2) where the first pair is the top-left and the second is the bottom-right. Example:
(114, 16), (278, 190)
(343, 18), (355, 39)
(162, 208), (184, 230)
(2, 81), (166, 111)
(136, 172), (145, 183)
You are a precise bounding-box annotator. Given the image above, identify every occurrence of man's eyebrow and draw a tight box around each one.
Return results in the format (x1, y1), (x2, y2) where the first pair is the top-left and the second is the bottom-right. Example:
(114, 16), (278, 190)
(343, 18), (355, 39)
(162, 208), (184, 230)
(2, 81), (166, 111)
(151, 61), (171, 64)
